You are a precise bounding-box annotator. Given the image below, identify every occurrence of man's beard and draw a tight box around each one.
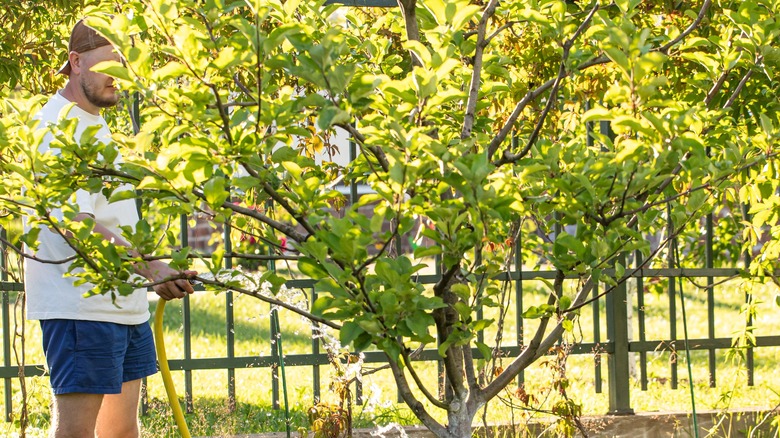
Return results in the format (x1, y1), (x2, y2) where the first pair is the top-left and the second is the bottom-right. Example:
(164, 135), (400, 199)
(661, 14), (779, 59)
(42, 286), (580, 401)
(80, 76), (118, 108)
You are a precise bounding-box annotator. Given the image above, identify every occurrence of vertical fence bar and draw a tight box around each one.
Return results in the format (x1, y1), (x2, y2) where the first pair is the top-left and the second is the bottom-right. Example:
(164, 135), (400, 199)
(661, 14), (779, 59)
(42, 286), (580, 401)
(636, 248), (648, 391)
(592, 282), (602, 394)
(348, 133), (363, 405)
(514, 233), (524, 386)
(669, 256), (678, 390)
(585, 113), (602, 393)
(666, 205), (678, 390)
(271, 305), (280, 409)
(606, 254), (633, 414)
(742, 204), (754, 386)
(706, 213), (716, 387)
(512, 135), (525, 387)
(349, 126), (359, 204)
(2, 291), (10, 423)
(435, 254), (444, 403)
(704, 145), (717, 389)
(181, 215), (194, 412)
(1, 227), (12, 422)
(311, 288), (321, 402)
(224, 222), (236, 410)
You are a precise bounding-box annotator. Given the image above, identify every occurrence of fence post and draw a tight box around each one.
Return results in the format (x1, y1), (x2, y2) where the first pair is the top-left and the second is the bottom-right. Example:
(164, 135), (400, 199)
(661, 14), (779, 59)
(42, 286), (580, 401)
(1, 227), (11, 422)
(181, 215), (194, 413)
(606, 255), (634, 415)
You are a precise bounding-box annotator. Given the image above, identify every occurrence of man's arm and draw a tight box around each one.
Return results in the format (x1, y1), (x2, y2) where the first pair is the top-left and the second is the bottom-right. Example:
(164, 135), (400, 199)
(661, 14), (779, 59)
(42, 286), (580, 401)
(73, 213), (195, 300)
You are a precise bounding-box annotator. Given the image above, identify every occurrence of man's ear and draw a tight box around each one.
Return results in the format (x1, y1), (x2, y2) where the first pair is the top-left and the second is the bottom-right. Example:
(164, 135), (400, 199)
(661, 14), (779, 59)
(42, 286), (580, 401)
(68, 51), (82, 75)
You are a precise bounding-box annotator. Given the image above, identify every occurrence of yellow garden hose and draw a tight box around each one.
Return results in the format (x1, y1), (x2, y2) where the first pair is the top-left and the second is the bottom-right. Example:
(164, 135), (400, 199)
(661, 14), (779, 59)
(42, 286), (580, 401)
(154, 298), (192, 438)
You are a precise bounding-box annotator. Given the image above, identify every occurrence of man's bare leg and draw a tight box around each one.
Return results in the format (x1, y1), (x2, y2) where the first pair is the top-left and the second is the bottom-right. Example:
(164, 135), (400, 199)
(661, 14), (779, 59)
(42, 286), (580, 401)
(95, 379), (143, 438)
(50, 392), (103, 438)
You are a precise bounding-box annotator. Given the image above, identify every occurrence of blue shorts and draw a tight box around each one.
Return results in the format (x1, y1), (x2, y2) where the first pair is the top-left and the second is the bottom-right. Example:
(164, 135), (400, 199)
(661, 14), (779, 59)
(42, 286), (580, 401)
(40, 319), (158, 395)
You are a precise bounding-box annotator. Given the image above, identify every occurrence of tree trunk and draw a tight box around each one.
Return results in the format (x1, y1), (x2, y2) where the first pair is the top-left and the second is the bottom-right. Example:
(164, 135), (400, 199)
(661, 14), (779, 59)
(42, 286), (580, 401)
(445, 393), (477, 438)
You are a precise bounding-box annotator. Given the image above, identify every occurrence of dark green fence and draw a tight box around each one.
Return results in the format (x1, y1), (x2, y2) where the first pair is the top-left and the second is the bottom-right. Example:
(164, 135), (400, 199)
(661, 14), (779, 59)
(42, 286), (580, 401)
(3, 218), (780, 422)
(2, 122), (779, 422)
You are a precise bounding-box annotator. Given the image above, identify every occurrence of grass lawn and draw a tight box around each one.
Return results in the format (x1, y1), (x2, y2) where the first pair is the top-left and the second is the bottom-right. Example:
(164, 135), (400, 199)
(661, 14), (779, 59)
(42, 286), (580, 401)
(1, 275), (779, 437)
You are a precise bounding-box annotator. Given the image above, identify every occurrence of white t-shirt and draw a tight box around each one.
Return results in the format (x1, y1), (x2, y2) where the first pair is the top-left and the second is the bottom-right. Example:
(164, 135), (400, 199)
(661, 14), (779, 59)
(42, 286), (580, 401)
(24, 91), (150, 325)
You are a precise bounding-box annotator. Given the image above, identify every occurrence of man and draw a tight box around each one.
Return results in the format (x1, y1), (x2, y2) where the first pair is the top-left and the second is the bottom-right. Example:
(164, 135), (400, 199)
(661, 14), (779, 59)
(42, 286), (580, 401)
(24, 19), (195, 438)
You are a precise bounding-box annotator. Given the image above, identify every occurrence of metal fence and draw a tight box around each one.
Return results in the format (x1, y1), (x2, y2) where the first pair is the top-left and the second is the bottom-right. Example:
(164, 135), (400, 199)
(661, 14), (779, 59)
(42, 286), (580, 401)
(3, 183), (780, 423)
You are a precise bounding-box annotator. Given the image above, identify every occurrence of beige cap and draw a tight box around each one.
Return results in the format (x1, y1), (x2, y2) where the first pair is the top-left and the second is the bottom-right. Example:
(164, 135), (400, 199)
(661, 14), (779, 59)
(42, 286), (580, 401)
(57, 19), (112, 75)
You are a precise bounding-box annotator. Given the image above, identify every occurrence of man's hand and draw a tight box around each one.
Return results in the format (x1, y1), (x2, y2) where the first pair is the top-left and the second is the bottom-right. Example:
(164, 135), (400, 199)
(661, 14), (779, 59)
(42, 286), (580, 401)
(137, 260), (197, 300)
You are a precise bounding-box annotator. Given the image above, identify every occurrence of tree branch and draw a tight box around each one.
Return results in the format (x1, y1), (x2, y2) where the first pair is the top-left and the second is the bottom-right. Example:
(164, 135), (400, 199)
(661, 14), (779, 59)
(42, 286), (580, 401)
(0, 233), (78, 265)
(482, 275), (593, 400)
(208, 83), (234, 147)
(233, 72), (255, 99)
(192, 188), (309, 243)
(238, 163), (318, 237)
(488, 4), (602, 163)
(433, 263), (460, 297)
(461, 0), (500, 140)
(627, 66), (756, 218)
(463, 338), (478, 395)
(387, 358), (451, 437)
(194, 275), (342, 330)
(397, 0), (423, 68)
(723, 68), (753, 110)
(401, 347), (450, 409)
(335, 122), (389, 172)
(483, 20), (519, 46)
(704, 68), (730, 108)
(657, 0), (713, 54)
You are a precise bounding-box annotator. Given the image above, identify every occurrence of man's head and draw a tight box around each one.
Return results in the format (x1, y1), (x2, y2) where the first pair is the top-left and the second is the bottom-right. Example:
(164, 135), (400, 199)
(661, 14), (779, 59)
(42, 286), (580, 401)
(60, 20), (121, 111)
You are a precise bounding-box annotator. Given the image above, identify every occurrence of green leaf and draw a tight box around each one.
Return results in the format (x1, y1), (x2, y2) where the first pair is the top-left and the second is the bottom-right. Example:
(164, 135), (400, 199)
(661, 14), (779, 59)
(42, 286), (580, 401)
(203, 177), (228, 208)
(353, 332), (373, 352)
(475, 341), (492, 360)
(19, 228), (41, 250)
(559, 296), (572, 311)
(615, 262), (625, 280)
(454, 302), (471, 320)
(603, 47), (630, 80)
(451, 284), (470, 301)
(555, 232), (586, 258)
(405, 311), (435, 342)
(522, 306), (542, 319)
(152, 61), (190, 81)
(91, 61), (133, 82)
(298, 257), (328, 279)
(357, 318), (383, 334)
(759, 113), (775, 135)
(582, 107), (612, 123)
(316, 106), (350, 130)
(211, 46), (239, 70)
(108, 189), (137, 204)
(413, 245), (442, 258)
(438, 338), (453, 358)
(471, 319), (494, 332)
(281, 161), (302, 179)
(339, 320), (365, 346)
(311, 296), (333, 316)
(259, 271), (286, 293)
